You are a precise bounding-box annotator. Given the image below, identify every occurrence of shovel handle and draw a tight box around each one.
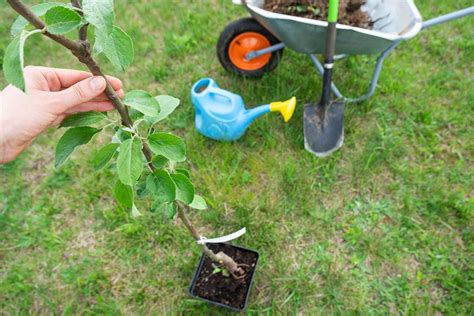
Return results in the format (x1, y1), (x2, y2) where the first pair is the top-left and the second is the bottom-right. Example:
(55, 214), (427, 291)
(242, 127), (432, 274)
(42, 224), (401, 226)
(321, 0), (339, 106)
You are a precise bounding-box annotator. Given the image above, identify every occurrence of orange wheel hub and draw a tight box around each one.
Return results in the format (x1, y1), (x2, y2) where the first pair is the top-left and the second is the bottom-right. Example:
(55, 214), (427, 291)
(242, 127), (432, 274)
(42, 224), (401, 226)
(229, 32), (272, 71)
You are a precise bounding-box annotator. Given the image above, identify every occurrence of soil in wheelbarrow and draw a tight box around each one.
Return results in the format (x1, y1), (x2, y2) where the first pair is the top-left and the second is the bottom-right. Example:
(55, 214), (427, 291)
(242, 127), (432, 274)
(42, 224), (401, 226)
(263, 0), (374, 29)
(191, 243), (258, 310)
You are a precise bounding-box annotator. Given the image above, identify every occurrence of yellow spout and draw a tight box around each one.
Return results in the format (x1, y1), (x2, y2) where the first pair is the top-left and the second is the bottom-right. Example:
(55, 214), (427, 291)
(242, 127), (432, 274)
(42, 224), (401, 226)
(270, 97), (297, 123)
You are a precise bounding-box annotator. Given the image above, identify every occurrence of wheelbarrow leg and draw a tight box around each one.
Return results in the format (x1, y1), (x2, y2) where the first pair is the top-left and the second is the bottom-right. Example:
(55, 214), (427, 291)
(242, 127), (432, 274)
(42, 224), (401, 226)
(308, 40), (401, 103)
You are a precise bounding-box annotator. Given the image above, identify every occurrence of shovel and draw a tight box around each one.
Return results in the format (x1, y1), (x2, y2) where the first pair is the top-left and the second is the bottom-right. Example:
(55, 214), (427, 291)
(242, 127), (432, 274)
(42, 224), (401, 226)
(304, 0), (344, 157)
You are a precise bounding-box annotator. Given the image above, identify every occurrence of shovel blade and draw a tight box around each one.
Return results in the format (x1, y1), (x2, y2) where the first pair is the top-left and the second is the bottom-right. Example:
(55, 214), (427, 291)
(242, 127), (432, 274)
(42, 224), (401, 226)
(304, 101), (345, 157)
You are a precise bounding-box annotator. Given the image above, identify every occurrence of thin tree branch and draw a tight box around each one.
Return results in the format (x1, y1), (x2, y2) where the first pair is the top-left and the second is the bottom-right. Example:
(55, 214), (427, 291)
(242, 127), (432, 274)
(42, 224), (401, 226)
(78, 24), (89, 42)
(70, 0), (89, 42)
(70, 0), (81, 10)
(177, 202), (201, 240)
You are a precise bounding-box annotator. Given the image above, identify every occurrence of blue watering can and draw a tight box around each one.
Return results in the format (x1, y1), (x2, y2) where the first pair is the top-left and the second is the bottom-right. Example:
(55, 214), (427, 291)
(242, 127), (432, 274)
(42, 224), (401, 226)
(191, 78), (296, 141)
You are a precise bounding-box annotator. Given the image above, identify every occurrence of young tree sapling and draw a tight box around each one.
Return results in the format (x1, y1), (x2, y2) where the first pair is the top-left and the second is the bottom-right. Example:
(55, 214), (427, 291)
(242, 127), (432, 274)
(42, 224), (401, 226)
(3, 0), (246, 278)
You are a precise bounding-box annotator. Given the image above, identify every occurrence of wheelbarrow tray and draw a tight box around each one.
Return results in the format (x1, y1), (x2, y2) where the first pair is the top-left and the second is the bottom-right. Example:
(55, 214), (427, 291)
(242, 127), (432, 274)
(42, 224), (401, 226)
(244, 0), (422, 55)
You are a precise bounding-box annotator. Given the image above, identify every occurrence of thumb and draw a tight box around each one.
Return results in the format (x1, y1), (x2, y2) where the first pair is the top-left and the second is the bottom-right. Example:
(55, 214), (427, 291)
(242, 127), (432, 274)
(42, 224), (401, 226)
(52, 76), (107, 111)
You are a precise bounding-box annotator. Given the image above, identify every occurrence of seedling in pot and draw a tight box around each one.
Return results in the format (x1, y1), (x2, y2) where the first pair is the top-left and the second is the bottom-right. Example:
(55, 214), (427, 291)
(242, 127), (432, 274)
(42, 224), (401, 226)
(3, 0), (257, 308)
(212, 263), (231, 278)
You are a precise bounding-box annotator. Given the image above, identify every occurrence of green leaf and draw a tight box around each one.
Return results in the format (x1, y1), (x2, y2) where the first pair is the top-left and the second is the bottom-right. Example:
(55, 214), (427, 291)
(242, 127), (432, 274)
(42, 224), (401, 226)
(146, 170), (176, 202)
(45, 6), (83, 35)
(55, 127), (101, 167)
(11, 2), (71, 36)
(127, 107), (145, 121)
(123, 90), (160, 118)
(151, 155), (168, 169)
(116, 138), (144, 186)
(175, 168), (190, 179)
(3, 36), (23, 91)
(82, 0), (114, 33)
(135, 178), (148, 198)
(171, 173), (194, 204)
(163, 203), (177, 219)
(92, 39), (104, 57)
(189, 194), (208, 210)
(95, 26), (133, 71)
(114, 180), (133, 210)
(148, 133), (186, 162)
(3, 30), (40, 91)
(153, 95), (180, 123)
(60, 112), (106, 128)
(112, 128), (132, 143)
(152, 201), (176, 219)
(92, 143), (119, 170)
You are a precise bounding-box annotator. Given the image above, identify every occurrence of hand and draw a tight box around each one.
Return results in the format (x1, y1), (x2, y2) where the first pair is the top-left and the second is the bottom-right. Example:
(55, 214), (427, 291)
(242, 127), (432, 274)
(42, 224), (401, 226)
(0, 66), (124, 163)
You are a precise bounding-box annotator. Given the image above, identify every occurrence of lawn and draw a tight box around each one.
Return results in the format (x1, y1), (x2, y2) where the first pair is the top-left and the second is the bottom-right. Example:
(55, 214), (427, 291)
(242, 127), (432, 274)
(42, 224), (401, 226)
(1, 0), (473, 314)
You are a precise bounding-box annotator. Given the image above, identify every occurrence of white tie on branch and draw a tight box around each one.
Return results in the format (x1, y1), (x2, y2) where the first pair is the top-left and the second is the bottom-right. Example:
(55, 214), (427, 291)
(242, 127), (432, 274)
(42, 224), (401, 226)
(197, 228), (247, 245)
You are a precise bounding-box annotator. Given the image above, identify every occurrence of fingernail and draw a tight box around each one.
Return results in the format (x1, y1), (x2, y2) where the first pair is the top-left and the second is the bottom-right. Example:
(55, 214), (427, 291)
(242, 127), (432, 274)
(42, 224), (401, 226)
(90, 76), (106, 91)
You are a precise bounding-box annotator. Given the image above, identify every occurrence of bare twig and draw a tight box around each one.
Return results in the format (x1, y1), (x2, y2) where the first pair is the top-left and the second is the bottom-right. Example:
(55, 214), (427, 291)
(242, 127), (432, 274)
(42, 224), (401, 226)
(6, 0), (241, 274)
(78, 24), (89, 42)
(70, 0), (89, 42)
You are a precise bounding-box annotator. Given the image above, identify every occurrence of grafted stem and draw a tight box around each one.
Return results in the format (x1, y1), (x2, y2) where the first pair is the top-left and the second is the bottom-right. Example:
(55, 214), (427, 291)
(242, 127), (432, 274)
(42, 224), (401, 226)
(6, 0), (241, 274)
(177, 203), (244, 277)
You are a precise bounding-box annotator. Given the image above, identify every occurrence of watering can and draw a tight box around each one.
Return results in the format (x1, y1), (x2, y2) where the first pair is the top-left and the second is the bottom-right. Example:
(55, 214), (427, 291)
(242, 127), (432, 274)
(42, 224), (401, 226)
(191, 78), (296, 141)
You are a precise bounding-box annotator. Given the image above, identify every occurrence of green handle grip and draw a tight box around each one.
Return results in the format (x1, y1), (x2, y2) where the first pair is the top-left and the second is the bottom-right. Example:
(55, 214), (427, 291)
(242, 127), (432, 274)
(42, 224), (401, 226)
(328, 0), (339, 23)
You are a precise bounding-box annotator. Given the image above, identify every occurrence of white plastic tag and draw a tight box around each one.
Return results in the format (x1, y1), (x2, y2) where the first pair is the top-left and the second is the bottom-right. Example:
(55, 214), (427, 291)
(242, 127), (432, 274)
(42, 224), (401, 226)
(197, 227), (246, 245)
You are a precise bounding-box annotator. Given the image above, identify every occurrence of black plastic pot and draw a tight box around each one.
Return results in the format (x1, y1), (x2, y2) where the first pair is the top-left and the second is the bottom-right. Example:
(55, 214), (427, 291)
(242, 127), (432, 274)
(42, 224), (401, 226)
(189, 243), (259, 312)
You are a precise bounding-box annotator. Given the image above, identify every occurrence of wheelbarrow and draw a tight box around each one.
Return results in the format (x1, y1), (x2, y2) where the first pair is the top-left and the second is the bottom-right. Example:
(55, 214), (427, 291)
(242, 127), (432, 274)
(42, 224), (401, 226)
(218, 0), (474, 103)
(217, 0), (473, 155)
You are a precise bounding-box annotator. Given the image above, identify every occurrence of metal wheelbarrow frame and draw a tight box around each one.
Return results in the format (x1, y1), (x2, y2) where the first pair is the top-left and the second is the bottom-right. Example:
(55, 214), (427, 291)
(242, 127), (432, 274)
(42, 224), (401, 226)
(224, 1), (474, 103)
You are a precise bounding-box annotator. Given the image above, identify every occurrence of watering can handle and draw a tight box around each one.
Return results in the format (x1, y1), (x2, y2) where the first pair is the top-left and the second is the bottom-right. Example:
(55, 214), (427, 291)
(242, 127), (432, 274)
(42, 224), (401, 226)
(321, 0), (339, 106)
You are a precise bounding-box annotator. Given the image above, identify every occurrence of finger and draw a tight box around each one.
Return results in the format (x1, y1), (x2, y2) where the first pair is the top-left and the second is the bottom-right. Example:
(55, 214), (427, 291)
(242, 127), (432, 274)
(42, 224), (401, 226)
(31, 66), (123, 91)
(116, 89), (125, 98)
(52, 68), (123, 90)
(65, 101), (115, 114)
(52, 114), (66, 126)
(50, 76), (107, 112)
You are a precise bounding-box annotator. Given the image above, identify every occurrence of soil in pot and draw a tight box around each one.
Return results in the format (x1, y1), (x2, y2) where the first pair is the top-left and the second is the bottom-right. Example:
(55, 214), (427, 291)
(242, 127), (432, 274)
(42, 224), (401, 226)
(191, 243), (258, 310)
(263, 0), (374, 29)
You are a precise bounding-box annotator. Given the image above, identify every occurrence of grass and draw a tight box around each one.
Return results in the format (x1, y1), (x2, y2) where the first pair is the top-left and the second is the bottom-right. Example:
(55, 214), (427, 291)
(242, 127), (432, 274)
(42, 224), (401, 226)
(1, 0), (473, 314)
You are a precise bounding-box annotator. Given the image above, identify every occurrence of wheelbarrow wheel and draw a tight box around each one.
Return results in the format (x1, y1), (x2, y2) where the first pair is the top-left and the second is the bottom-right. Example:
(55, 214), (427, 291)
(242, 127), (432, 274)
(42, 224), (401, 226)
(217, 18), (283, 78)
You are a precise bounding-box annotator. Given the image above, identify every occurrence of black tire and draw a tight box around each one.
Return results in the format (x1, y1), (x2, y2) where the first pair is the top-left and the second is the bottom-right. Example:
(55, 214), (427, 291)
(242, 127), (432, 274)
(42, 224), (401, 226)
(217, 18), (284, 78)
